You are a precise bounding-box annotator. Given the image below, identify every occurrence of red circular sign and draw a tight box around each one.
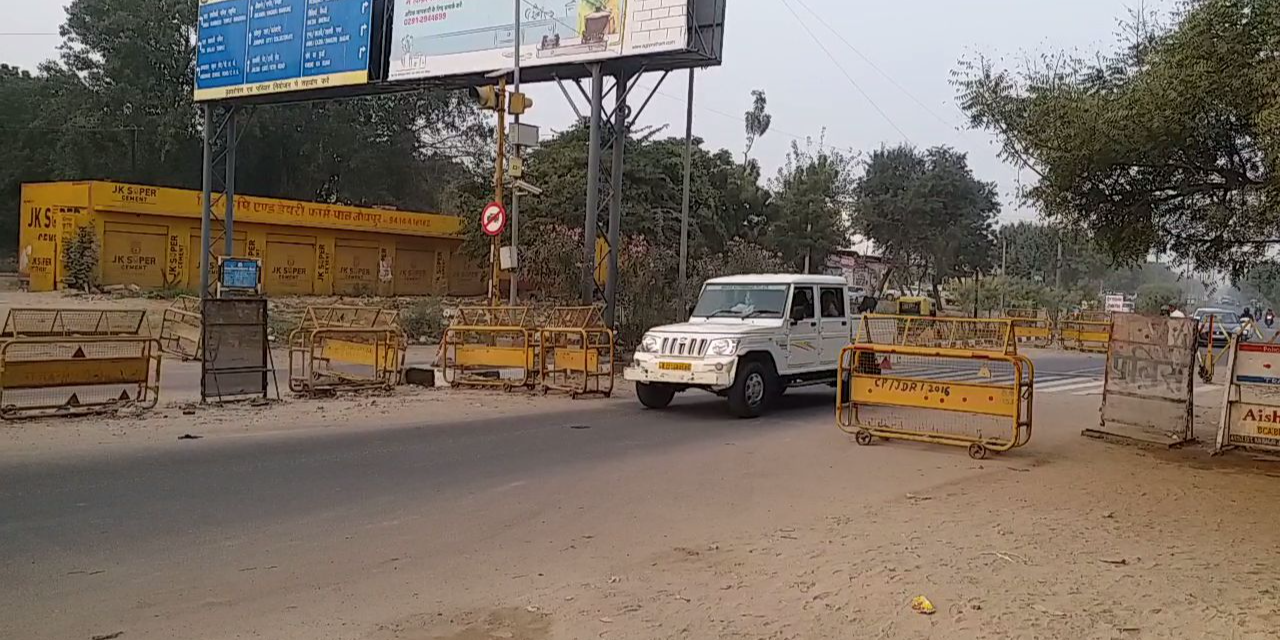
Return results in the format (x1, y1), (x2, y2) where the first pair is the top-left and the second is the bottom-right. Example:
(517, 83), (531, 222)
(481, 202), (507, 237)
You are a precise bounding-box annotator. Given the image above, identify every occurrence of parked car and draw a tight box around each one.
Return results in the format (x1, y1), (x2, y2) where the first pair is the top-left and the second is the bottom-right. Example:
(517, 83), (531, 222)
(1192, 308), (1245, 347)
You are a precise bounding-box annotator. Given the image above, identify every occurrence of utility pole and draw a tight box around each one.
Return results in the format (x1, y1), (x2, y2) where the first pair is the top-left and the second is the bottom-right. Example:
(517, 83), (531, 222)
(999, 232), (1007, 312)
(508, 1), (522, 306)
(1055, 235), (1063, 290)
(679, 69), (695, 306)
(489, 78), (507, 305)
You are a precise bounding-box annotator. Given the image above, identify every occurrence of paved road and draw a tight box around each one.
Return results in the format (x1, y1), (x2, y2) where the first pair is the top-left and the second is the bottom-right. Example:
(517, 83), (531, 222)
(0, 347), (1164, 639)
(2, 389), (860, 639)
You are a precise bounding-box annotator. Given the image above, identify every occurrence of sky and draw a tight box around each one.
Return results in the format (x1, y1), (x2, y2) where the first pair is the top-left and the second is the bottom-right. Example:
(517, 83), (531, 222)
(0, 0), (1156, 226)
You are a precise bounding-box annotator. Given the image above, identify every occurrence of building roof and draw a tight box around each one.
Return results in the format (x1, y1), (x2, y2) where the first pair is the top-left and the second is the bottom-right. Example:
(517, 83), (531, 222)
(706, 274), (848, 286)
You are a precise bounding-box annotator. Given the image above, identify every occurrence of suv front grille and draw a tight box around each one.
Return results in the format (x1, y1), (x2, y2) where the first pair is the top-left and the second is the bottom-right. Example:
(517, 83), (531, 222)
(659, 336), (711, 357)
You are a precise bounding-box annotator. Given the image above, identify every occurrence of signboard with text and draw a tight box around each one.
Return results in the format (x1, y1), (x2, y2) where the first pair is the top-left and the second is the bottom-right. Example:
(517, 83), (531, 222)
(389, 0), (691, 81)
(1217, 341), (1280, 453)
(195, 0), (378, 102)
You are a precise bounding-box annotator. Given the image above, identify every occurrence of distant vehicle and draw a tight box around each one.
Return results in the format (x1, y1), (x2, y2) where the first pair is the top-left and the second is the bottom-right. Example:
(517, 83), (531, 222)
(1192, 308), (1245, 347)
(895, 296), (935, 317)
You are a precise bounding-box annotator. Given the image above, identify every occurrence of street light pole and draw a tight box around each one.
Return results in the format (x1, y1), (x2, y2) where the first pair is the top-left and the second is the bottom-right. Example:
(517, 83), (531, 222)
(508, 0), (522, 306)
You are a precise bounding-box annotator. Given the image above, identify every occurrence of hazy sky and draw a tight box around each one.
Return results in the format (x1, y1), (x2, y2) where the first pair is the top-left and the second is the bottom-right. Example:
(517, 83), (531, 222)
(0, 0), (1155, 223)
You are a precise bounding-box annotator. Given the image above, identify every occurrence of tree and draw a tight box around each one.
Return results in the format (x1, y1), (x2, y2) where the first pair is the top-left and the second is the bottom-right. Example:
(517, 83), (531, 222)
(1238, 262), (1280, 309)
(998, 222), (1111, 289)
(955, 0), (1280, 273)
(1136, 283), (1184, 314)
(852, 144), (999, 307)
(0, 0), (490, 261)
(767, 140), (854, 273)
(743, 89), (772, 164)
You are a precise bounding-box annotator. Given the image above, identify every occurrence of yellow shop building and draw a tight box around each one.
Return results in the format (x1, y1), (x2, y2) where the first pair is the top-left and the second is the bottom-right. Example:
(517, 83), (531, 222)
(18, 181), (484, 297)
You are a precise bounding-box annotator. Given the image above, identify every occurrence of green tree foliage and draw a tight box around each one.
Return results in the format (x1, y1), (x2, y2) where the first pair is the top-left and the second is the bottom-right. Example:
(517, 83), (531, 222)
(1236, 263), (1280, 308)
(61, 225), (99, 291)
(1136, 283), (1184, 315)
(767, 141), (854, 272)
(0, 0), (488, 260)
(997, 222), (1111, 288)
(955, 0), (1280, 273)
(852, 144), (999, 307)
(743, 89), (772, 164)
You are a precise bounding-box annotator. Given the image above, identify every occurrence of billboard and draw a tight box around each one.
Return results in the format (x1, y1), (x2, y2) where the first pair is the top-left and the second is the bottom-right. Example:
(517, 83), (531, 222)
(389, 0), (691, 81)
(195, 0), (379, 102)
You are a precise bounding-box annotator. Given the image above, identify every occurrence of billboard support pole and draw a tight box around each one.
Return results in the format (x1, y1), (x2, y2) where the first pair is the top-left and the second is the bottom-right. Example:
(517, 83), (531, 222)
(605, 73), (628, 328)
(509, 0), (522, 306)
(679, 68), (695, 307)
(224, 107), (238, 264)
(490, 78), (508, 305)
(580, 64), (604, 305)
(199, 103), (214, 300)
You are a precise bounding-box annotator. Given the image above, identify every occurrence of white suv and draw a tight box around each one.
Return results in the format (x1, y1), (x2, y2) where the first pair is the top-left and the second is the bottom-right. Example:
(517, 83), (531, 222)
(624, 274), (855, 418)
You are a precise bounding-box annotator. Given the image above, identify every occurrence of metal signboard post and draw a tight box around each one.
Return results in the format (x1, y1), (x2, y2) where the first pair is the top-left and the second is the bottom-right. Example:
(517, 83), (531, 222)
(1086, 314), (1198, 446)
(201, 298), (272, 403)
(1215, 340), (1280, 454)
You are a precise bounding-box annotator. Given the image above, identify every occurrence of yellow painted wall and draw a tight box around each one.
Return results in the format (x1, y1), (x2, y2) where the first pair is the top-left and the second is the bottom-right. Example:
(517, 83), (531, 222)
(19, 181), (478, 297)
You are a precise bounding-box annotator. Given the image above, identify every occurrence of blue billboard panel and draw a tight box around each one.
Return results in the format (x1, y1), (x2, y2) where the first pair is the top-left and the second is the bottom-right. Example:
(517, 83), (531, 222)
(195, 0), (375, 102)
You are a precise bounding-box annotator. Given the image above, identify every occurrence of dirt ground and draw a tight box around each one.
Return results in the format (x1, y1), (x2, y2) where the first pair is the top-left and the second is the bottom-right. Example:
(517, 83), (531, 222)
(364, 396), (1280, 640)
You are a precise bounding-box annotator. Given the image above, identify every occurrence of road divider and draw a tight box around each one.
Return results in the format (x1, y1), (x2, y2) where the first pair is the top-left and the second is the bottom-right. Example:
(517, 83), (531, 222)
(287, 306), (408, 396)
(837, 343), (1034, 459)
(539, 307), (615, 397)
(856, 314), (1019, 356)
(159, 296), (203, 360)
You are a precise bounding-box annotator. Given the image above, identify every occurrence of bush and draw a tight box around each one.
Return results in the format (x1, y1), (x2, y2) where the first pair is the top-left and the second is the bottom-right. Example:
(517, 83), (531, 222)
(61, 225), (99, 291)
(401, 297), (447, 341)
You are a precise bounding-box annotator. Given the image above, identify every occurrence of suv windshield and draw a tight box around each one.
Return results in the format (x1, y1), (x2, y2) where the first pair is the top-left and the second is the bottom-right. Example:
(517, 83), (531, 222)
(692, 284), (789, 319)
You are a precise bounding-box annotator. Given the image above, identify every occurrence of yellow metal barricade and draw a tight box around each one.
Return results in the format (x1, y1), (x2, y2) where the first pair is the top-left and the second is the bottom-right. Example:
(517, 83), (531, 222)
(159, 296), (203, 360)
(441, 306), (538, 389)
(1009, 317), (1055, 348)
(856, 314), (1017, 356)
(1060, 319), (1111, 352)
(0, 336), (162, 419)
(2, 308), (149, 337)
(289, 327), (406, 395)
(298, 305), (401, 330)
(540, 306), (615, 397)
(836, 343), (1034, 459)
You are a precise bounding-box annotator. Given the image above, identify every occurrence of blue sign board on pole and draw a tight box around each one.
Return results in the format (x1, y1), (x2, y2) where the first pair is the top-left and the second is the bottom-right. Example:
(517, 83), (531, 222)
(195, 0), (376, 102)
(220, 258), (262, 291)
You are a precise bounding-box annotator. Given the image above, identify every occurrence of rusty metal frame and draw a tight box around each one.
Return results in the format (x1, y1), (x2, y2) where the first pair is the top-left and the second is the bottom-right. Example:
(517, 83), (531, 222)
(288, 327), (406, 395)
(159, 296), (204, 360)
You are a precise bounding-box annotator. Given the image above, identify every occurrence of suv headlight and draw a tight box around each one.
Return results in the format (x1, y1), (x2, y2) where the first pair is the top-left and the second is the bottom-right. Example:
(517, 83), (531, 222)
(708, 338), (741, 356)
(638, 333), (660, 353)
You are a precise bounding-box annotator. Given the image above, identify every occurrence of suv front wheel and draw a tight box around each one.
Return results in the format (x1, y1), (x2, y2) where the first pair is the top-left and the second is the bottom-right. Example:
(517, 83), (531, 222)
(728, 359), (776, 419)
(636, 382), (676, 409)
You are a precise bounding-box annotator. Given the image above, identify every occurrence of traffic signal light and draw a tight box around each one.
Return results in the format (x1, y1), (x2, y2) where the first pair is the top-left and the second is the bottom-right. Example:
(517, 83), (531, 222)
(470, 86), (532, 114)
(471, 85), (504, 111)
(507, 91), (533, 115)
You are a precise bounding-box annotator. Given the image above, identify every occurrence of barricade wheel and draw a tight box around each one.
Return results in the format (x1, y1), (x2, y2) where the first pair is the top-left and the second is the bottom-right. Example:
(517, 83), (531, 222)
(854, 430), (874, 446)
(968, 443), (989, 460)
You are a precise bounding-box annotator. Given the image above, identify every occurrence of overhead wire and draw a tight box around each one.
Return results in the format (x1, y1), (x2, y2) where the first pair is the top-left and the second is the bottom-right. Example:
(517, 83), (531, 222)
(789, 0), (967, 135)
(777, 0), (913, 145)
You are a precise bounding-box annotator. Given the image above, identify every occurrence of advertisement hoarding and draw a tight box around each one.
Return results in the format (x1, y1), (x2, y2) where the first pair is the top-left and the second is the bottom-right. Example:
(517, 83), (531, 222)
(389, 0), (690, 81)
(195, 0), (378, 102)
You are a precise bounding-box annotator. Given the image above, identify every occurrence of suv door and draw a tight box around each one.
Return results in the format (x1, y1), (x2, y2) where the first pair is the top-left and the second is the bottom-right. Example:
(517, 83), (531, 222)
(818, 286), (850, 368)
(787, 285), (820, 370)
